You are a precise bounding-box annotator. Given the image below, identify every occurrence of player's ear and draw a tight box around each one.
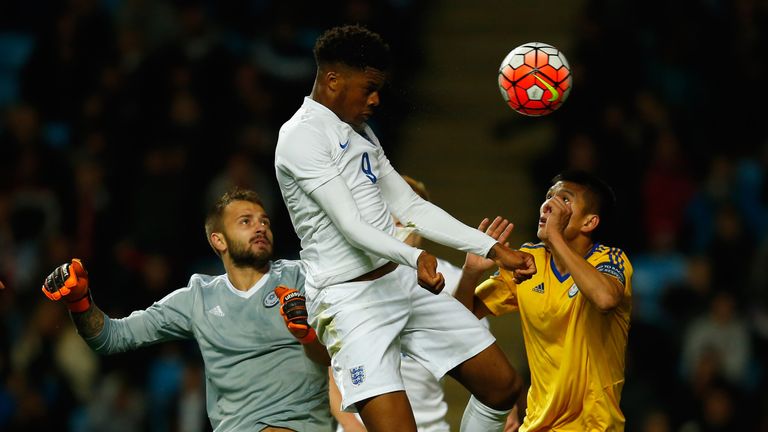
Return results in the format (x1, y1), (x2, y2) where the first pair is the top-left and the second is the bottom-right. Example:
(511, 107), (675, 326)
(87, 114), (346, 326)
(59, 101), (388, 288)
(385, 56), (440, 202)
(582, 214), (600, 234)
(326, 70), (341, 92)
(210, 232), (227, 254)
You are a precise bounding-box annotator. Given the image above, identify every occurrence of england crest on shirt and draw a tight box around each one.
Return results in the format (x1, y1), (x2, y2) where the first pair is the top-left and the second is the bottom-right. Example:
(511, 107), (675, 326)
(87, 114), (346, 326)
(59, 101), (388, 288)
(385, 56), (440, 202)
(350, 365), (366, 386)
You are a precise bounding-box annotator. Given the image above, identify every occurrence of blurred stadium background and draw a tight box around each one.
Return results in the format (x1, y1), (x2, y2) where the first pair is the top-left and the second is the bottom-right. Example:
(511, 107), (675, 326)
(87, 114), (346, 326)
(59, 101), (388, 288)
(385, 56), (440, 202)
(1, 0), (767, 431)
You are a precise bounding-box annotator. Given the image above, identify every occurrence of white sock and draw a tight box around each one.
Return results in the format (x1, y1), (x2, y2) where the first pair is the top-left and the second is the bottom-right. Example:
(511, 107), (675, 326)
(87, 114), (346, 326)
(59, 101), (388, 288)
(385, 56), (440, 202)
(459, 395), (512, 432)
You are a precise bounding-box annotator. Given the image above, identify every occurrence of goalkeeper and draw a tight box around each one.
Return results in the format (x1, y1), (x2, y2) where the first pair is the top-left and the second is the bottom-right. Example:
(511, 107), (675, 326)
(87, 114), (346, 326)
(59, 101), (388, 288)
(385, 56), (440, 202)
(40, 188), (332, 432)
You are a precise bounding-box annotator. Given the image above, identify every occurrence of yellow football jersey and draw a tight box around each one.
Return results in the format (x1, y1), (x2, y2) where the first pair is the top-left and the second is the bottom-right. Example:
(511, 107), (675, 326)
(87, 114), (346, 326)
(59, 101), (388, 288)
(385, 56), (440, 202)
(476, 242), (632, 432)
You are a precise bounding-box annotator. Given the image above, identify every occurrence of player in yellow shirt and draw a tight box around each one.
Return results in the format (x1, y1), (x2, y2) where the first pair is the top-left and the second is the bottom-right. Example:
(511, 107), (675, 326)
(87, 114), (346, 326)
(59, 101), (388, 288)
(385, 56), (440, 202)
(455, 170), (632, 432)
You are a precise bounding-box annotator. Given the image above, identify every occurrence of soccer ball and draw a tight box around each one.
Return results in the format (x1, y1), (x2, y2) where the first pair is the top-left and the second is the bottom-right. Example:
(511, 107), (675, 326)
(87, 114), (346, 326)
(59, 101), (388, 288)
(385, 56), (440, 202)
(498, 42), (572, 116)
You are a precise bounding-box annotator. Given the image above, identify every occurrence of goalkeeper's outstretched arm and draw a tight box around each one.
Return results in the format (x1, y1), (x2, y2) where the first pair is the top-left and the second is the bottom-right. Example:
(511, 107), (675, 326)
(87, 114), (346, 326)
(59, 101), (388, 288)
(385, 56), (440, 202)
(42, 259), (193, 354)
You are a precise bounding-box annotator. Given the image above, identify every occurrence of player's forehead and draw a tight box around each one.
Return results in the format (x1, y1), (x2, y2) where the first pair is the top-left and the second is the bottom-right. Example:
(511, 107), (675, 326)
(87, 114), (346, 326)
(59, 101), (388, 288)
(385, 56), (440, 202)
(224, 200), (268, 220)
(347, 66), (387, 85)
(547, 181), (585, 198)
(363, 66), (386, 81)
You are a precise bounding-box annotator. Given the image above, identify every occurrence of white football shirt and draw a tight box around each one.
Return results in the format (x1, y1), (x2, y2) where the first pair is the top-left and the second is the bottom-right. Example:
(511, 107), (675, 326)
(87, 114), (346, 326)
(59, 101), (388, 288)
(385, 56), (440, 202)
(275, 97), (403, 287)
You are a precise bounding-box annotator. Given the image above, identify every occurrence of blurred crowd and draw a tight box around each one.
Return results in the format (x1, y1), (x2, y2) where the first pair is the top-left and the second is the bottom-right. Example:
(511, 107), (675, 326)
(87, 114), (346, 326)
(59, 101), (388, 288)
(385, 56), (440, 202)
(1, 0), (768, 431)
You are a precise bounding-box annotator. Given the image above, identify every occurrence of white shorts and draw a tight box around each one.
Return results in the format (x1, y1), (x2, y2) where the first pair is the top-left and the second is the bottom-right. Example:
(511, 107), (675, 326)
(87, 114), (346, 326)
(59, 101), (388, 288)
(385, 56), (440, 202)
(306, 265), (496, 411)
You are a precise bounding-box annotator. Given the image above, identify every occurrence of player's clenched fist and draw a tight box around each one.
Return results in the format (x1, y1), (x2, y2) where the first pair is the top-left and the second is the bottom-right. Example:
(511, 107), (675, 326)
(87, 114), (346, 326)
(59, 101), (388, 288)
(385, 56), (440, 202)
(489, 244), (537, 283)
(42, 258), (92, 313)
(416, 251), (445, 294)
(275, 285), (317, 344)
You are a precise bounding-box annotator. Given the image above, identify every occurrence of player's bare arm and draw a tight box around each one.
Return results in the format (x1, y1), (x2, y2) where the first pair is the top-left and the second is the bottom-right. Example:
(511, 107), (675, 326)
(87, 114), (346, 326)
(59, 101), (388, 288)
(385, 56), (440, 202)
(455, 265), (484, 315)
(548, 233), (624, 312)
(72, 304), (106, 338)
(301, 341), (331, 366)
(541, 195), (623, 312)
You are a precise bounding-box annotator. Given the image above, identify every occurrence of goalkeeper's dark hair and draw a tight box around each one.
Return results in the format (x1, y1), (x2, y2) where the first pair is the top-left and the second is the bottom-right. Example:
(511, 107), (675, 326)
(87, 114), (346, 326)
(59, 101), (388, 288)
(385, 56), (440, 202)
(313, 24), (391, 71)
(205, 188), (265, 256)
(552, 170), (616, 241)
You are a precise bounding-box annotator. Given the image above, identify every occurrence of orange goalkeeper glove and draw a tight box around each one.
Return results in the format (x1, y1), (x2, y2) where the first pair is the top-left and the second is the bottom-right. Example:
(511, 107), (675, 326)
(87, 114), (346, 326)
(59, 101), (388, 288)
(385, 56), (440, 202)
(274, 285), (316, 344)
(41, 258), (92, 313)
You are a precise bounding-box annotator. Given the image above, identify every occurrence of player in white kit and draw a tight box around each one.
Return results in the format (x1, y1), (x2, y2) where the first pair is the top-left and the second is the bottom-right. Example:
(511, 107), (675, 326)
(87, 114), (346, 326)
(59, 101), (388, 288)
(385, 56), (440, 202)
(331, 175), (495, 432)
(274, 25), (537, 432)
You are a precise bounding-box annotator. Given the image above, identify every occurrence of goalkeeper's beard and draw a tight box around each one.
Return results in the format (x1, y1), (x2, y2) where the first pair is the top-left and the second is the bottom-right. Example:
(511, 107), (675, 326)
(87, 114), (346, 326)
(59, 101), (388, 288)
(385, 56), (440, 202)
(227, 235), (272, 269)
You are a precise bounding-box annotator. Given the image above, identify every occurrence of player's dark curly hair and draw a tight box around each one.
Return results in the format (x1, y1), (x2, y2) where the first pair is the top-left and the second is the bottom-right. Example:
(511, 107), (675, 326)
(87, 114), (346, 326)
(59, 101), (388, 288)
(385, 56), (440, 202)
(313, 24), (391, 71)
(552, 170), (616, 240)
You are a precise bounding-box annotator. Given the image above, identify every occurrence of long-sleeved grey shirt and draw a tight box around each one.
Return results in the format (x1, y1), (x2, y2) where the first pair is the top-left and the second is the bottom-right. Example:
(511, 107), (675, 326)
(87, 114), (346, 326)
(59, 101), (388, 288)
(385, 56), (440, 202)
(85, 260), (331, 431)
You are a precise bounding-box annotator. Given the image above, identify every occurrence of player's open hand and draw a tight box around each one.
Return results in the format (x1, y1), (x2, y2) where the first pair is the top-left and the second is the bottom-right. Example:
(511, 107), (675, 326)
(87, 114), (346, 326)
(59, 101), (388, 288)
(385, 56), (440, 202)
(416, 251), (445, 294)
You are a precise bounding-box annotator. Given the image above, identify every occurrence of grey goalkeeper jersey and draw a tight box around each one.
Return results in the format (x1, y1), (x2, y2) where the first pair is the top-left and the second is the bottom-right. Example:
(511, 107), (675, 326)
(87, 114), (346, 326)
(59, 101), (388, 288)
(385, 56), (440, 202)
(85, 260), (331, 432)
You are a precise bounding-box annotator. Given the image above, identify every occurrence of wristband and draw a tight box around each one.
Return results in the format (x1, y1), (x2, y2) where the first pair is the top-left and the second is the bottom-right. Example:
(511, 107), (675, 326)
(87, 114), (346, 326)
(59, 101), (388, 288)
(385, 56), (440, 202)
(298, 327), (317, 345)
(67, 292), (92, 313)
